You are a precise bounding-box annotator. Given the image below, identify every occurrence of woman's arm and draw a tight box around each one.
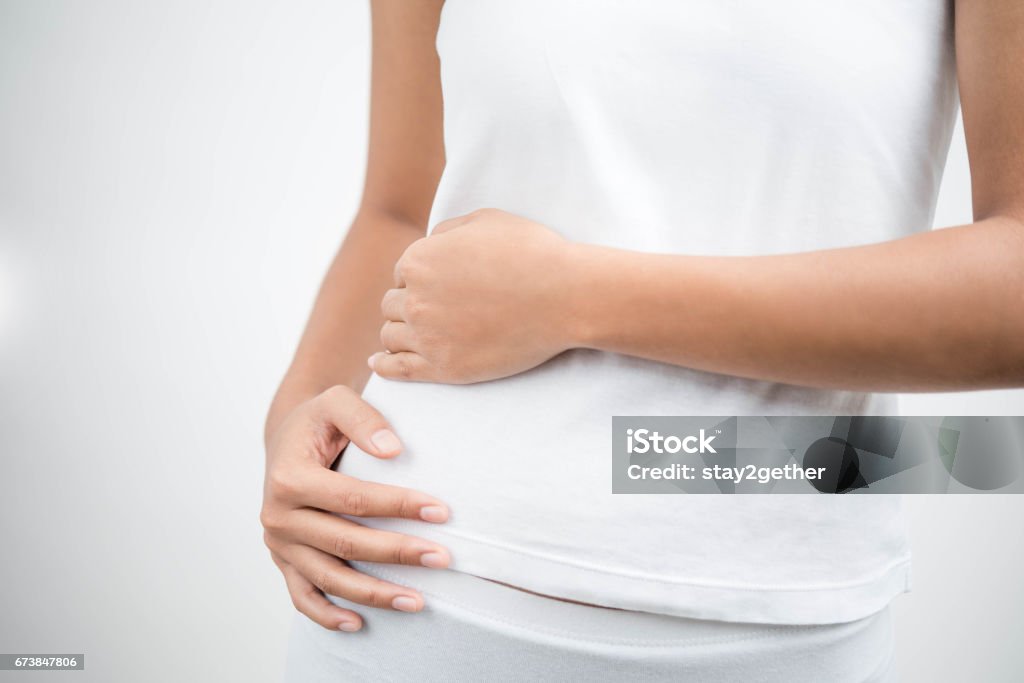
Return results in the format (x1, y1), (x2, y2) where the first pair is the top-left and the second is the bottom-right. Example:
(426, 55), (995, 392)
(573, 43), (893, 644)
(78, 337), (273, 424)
(567, 216), (1024, 393)
(370, 0), (1024, 393)
(262, 0), (450, 633)
(266, 0), (445, 436)
(572, 0), (1024, 392)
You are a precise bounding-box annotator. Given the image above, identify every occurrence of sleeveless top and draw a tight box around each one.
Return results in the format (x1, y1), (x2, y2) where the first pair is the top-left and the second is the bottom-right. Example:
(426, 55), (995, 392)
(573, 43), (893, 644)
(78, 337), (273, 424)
(339, 0), (960, 624)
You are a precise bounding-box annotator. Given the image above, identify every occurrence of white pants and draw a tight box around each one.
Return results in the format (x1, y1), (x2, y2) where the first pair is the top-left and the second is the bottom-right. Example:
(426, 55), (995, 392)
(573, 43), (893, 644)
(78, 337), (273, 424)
(285, 562), (898, 683)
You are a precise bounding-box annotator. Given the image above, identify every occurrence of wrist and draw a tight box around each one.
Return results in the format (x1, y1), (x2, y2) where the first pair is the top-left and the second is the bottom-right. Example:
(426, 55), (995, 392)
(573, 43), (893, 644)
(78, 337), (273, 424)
(264, 386), (311, 448)
(264, 373), (338, 447)
(557, 241), (611, 351)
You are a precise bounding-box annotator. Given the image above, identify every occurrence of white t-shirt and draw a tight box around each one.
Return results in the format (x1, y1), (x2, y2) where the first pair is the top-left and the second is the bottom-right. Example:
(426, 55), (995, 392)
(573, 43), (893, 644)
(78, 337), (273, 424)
(339, 0), (960, 624)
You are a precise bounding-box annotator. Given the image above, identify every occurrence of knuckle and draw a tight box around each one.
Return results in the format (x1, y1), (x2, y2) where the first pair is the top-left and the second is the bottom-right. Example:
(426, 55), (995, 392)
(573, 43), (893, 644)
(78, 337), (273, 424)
(311, 570), (334, 595)
(398, 261), (419, 283)
(403, 297), (426, 322)
(289, 583), (314, 609)
(356, 585), (385, 608)
(380, 322), (397, 348)
(406, 236), (427, 256)
(399, 242), (427, 273)
(266, 470), (297, 499)
(332, 534), (357, 560)
(259, 506), (286, 533)
(302, 582), (322, 601)
(346, 404), (381, 434)
(394, 495), (413, 519)
(392, 543), (415, 566)
(342, 489), (370, 516)
(395, 357), (414, 379)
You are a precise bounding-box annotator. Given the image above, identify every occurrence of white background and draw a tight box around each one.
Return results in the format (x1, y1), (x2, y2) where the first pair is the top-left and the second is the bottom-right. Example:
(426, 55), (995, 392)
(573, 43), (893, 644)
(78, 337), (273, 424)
(1, 2), (1022, 681)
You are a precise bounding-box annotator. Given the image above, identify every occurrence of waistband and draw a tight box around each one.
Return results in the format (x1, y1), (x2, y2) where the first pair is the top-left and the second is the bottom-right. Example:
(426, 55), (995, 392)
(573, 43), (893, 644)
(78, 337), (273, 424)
(350, 561), (891, 649)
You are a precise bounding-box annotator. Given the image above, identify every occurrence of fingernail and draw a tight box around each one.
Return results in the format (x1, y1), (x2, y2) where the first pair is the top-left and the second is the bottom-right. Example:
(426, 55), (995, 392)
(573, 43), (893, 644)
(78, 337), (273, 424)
(367, 354), (377, 370)
(338, 621), (361, 632)
(420, 551), (448, 569)
(392, 596), (420, 612)
(370, 429), (401, 455)
(419, 505), (449, 523)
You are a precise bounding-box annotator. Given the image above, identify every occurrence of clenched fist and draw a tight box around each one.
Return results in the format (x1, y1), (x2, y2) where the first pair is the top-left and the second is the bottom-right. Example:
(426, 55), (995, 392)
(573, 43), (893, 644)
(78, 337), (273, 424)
(370, 209), (585, 384)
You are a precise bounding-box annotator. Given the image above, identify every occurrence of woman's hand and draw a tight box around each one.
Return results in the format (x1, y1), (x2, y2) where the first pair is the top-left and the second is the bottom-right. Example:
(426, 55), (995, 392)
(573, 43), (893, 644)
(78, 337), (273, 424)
(261, 385), (452, 632)
(370, 209), (582, 384)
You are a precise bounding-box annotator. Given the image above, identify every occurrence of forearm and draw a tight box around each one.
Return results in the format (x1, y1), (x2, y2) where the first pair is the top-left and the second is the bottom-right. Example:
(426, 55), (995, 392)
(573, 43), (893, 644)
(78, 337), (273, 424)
(265, 211), (423, 442)
(568, 216), (1024, 392)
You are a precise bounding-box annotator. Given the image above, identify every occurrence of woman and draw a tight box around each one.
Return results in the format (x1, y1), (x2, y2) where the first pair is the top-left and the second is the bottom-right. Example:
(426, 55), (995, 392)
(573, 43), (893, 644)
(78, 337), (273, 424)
(262, 1), (1023, 680)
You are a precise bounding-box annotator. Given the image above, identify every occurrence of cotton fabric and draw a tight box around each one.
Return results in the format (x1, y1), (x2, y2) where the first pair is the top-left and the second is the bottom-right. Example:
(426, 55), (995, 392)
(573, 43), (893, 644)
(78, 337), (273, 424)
(339, 0), (959, 624)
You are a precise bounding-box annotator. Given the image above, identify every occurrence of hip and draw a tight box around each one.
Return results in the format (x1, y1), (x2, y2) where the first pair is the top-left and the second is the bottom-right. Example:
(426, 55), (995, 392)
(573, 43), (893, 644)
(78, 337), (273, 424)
(285, 561), (899, 683)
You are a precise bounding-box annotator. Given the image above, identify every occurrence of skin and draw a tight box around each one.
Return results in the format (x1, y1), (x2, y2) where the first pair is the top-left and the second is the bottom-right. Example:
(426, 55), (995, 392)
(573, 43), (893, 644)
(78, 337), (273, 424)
(262, 0), (446, 633)
(264, 0), (1024, 632)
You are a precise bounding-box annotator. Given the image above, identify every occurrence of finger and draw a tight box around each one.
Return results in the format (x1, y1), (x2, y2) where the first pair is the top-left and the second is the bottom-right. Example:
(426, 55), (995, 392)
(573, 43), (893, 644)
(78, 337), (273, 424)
(282, 543), (426, 612)
(288, 509), (451, 568)
(430, 212), (477, 235)
(393, 257), (406, 288)
(380, 288), (407, 322)
(369, 351), (435, 382)
(300, 468), (450, 523)
(312, 385), (403, 459)
(380, 321), (416, 353)
(276, 553), (364, 632)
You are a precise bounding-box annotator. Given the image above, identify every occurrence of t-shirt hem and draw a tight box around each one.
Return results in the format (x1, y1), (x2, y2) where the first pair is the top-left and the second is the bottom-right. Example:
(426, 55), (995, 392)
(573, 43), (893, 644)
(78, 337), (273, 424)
(416, 525), (912, 626)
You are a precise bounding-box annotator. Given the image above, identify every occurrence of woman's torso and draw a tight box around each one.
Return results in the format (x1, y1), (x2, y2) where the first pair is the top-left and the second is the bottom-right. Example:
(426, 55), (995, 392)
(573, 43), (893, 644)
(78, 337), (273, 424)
(339, 0), (960, 624)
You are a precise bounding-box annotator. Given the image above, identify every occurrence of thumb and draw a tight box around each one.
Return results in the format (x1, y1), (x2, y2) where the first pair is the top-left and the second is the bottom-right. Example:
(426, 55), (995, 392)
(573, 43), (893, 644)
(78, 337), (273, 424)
(312, 385), (403, 460)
